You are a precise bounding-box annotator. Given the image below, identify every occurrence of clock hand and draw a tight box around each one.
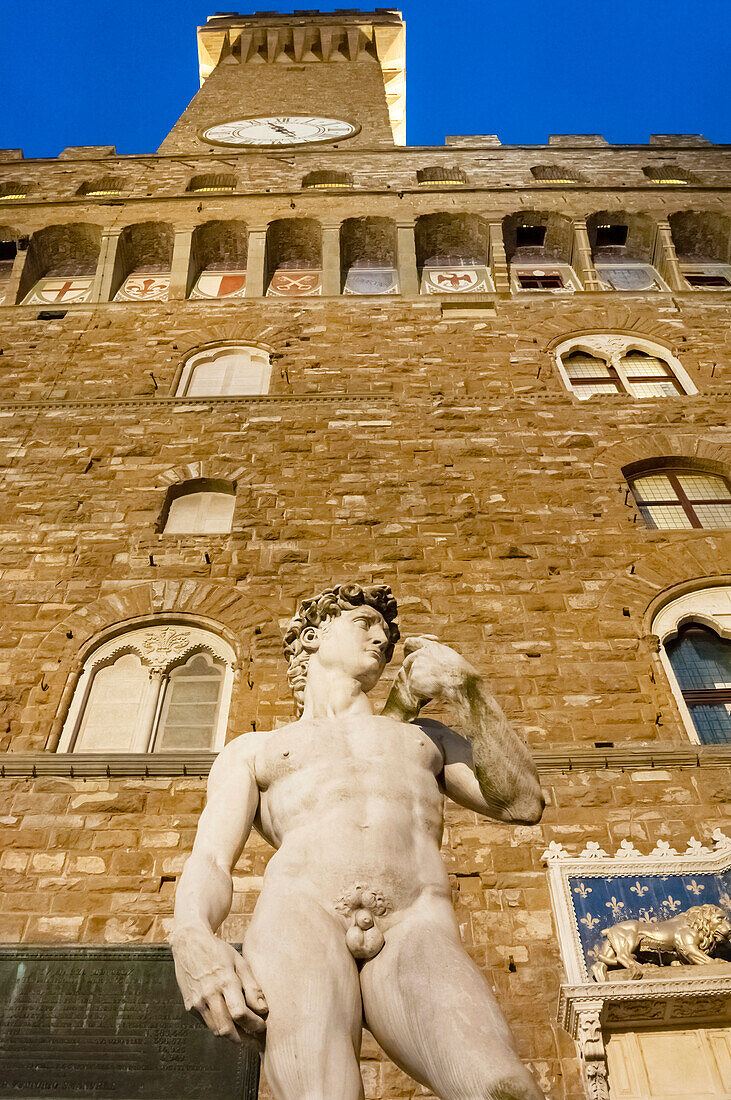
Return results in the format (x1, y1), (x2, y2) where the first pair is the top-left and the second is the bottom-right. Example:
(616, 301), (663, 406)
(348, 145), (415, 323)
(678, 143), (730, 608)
(269, 124), (297, 137)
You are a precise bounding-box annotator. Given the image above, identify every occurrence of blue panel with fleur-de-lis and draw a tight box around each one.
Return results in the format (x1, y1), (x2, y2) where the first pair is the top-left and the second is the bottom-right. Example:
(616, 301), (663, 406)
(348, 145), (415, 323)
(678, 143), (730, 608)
(570, 871), (731, 974)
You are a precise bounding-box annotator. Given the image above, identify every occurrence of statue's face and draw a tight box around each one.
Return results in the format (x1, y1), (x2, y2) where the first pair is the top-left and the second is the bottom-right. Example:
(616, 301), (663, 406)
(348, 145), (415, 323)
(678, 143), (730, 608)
(312, 605), (391, 691)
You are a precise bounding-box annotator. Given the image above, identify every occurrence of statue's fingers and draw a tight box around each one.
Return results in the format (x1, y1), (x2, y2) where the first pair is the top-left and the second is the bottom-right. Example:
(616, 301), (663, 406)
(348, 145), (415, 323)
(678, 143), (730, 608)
(233, 951), (268, 1015)
(223, 982), (267, 1035)
(204, 992), (240, 1042)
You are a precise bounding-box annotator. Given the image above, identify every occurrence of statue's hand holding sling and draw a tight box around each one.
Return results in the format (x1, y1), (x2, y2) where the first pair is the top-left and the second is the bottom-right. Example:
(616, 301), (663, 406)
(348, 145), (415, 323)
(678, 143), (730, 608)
(171, 924), (268, 1042)
(384, 635), (544, 825)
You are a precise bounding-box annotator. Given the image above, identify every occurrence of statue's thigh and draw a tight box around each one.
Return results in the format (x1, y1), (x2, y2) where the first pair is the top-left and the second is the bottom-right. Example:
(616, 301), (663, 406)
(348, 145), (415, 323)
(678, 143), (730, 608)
(360, 915), (542, 1100)
(245, 892), (364, 1100)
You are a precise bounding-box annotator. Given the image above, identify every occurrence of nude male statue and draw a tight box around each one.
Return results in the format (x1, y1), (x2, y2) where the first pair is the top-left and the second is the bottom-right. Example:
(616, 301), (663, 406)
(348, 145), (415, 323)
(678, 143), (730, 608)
(171, 583), (545, 1100)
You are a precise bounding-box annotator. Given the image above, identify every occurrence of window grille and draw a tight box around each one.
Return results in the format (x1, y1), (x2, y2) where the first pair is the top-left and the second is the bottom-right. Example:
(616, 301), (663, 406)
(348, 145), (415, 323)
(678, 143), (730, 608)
(666, 625), (731, 744)
(629, 470), (731, 530)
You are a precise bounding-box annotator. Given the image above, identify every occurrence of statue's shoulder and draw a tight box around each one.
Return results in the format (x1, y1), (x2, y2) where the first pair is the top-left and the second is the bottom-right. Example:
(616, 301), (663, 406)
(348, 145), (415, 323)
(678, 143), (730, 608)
(210, 730), (264, 772)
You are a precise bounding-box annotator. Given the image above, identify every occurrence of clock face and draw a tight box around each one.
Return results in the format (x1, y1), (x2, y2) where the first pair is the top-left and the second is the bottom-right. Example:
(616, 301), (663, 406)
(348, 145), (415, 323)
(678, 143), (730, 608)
(202, 116), (359, 148)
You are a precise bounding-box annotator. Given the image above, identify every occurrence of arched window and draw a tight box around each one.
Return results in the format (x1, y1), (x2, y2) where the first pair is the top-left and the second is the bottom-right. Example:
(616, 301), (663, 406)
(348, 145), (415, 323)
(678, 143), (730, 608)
(643, 166), (699, 185)
(162, 479), (236, 535)
(416, 166), (467, 186)
(653, 586), (731, 744)
(530, 165), (582, 184)
(555, 337), (694, 400)
(176, 345), (271, 397)
(562, 352), (622, 397)
(57, 622), (235, 753)
(628, 469), (731, 530)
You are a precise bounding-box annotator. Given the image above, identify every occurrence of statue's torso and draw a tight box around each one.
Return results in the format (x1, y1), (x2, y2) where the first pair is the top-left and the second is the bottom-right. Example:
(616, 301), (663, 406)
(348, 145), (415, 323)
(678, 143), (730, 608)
(251, 715), (450, 913)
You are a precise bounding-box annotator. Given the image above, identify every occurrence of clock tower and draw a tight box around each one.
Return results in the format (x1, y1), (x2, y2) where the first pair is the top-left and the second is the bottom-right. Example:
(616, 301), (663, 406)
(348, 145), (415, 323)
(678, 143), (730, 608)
(158, 9), (405, 154)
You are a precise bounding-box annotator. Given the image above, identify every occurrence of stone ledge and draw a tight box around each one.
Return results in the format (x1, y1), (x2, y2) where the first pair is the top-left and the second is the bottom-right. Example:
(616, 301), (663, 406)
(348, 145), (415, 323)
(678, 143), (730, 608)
(0, 393), (391, 412)
(0, 743), (728, 778)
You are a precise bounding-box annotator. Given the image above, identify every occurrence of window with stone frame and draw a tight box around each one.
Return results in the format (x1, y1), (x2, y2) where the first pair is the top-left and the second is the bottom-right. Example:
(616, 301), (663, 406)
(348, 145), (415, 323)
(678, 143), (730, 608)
(654, 585), (731, 746)
(665, 624), (731, 744)
(628, 469), (731, 530)
(161, 479), (236, 535)
(176, 345), (271, 397)
(57, 623), (235, 753)
(556, 338), (694, 401)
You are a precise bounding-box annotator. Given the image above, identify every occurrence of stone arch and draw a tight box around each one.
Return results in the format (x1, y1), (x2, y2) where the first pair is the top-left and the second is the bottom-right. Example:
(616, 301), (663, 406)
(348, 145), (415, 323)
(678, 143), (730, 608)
(415, 213), (488, 267)
(302, 170), (353, 190)
(266, 217), (321, 270)
(595, 433), (731, 479)
(265, 217), (322, 296)
(155, 460), (250, 488)
(0, 181), (30, 199)
(530, 164), (584, 184)
(544, 319), (680, 356)
(669, 210), (731, 265)
(502, 210), (572, 263)
(77, 176), (126, 197)
(340, 217), (398, 293)
(586, 210), (655, 263)
(117, 221), (174, 270)
(187, 173), (237, 193)
(192, 220), (248, 271)
(416, 166), (468, 186)
(18, 222), (101, 302)
(20, 581), (285, 751)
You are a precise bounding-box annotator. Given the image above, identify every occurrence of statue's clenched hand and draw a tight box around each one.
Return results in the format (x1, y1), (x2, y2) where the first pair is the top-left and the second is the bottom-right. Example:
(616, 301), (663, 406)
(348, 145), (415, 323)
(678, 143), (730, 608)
(171, 926), (267, 1042)
(386, 635), (478, 718)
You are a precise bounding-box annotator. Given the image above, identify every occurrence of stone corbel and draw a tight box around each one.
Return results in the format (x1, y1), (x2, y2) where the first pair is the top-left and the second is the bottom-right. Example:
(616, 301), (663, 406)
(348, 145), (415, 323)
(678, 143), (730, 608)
(576, 1002), (609, 1100)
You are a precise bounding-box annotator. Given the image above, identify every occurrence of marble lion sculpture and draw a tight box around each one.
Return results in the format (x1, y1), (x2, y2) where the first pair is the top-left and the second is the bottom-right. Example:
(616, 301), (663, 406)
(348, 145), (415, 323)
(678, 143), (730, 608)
(591, 903), (731, 982)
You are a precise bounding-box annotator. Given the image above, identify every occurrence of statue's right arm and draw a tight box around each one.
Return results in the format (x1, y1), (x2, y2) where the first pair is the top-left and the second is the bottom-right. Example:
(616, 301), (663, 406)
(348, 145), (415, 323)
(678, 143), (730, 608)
(170, 737), (267, 1042)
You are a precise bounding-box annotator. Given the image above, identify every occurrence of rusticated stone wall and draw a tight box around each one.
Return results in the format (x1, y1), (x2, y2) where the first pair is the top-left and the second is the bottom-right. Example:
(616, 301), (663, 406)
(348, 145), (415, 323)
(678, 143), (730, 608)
(0, 51), (729, 1100)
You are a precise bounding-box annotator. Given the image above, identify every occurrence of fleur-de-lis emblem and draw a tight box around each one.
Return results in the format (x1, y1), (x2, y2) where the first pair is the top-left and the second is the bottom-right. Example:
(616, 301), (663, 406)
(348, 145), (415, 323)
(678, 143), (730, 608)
(687, 879), (705, 896)
(606, 897), (626, 919)
(630, 880), (649, 897)
(573, 883), (592, 899)
(662, 896), (682, 913)
(580, 912), (600, 930)
(638, 908), (658, 923)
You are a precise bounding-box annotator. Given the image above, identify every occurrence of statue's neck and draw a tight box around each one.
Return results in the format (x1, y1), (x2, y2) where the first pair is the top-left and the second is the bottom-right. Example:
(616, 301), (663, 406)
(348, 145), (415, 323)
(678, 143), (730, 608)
(301, 660), (375, 720)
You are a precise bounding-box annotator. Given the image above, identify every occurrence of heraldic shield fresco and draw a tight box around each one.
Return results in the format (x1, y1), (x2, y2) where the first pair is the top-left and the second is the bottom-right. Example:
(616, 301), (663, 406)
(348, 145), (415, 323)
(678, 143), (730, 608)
(267, 264), (322, 296)
(190, 267), (247, 300)
(115, 269), (171, 302)
(343, 264), (399, 295)
(420, 254), (494, 295)
(545, 832), (731, 985)
(23, 276), (94, 305)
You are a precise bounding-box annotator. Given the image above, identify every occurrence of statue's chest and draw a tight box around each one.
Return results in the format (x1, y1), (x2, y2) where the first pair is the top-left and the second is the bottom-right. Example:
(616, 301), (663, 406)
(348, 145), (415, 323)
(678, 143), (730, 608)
(255, 718), (442, 790)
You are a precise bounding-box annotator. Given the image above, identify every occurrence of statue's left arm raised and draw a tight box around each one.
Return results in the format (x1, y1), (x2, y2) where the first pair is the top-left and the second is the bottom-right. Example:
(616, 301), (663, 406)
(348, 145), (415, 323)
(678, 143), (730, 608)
(384, 636), (544, 825)
(170, 737), (268, 1041)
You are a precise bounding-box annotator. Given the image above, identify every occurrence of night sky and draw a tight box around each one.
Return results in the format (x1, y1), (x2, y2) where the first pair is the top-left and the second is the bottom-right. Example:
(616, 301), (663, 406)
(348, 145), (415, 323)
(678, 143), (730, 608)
(1, 0), (728, 159)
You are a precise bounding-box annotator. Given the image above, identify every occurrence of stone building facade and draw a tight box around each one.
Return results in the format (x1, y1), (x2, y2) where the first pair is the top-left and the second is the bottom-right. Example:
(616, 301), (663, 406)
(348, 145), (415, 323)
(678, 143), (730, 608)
(0, 9), (730, 1099)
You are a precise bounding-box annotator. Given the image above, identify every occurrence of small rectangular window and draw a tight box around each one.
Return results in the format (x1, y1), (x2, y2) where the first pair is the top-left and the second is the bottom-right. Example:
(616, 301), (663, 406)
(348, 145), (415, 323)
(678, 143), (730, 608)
(685, 274), (731, 289)
(518, 273), (564, 290)
(595, 224), (628, 248)
(515, 225), (546, 248)
(0, 241), (17, 262)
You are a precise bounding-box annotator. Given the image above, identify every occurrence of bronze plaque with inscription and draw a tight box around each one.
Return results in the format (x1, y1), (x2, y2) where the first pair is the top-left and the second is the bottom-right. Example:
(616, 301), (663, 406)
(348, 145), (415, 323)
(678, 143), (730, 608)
(0, 945), (260, 1099)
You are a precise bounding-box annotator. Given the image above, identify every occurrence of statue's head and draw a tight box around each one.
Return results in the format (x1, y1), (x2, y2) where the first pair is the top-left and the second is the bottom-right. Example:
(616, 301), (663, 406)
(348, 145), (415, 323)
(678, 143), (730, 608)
(284, 583), (400, 715)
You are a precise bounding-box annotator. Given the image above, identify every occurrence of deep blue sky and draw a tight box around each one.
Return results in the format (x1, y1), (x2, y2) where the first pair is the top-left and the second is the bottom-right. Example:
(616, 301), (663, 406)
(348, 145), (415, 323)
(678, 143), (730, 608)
(1, 0), (728, 159)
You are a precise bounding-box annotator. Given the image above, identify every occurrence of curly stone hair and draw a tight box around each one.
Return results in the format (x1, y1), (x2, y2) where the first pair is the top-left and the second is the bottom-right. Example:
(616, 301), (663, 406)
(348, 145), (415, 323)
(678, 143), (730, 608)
(283, 583), (400, 716)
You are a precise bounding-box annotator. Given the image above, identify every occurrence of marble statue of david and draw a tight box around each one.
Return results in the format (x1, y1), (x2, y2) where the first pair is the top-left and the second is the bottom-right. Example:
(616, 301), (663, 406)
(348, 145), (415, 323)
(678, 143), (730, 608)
(171, 583), (545, 1100)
